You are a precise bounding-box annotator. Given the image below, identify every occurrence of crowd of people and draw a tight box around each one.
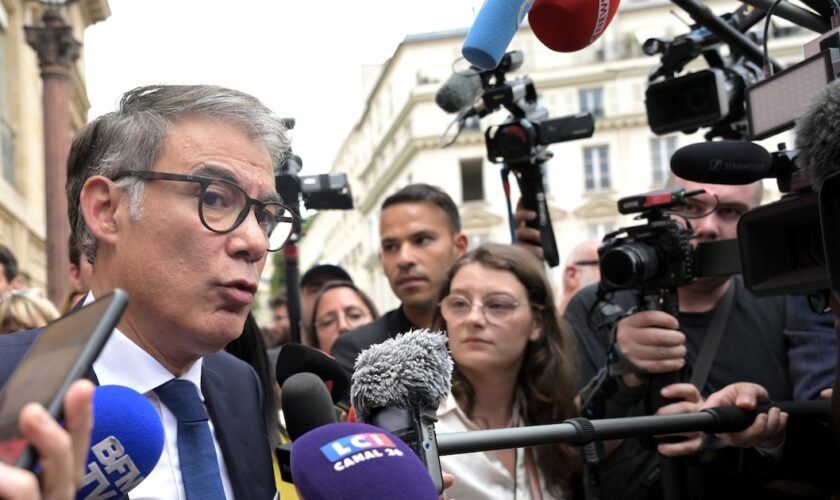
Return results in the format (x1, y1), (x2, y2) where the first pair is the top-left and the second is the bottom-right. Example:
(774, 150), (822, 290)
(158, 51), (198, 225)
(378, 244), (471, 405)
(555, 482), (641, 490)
(0, 83), (837, 499)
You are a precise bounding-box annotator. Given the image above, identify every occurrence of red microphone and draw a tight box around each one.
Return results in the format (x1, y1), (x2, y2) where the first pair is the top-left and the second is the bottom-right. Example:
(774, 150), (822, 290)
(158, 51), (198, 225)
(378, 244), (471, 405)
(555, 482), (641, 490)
(528, 0), (620, 52)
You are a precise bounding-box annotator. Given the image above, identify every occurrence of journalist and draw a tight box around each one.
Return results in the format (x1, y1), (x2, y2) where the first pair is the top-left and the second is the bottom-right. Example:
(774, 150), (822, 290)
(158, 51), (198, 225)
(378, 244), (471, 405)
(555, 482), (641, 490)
(563, 176), (834, 499)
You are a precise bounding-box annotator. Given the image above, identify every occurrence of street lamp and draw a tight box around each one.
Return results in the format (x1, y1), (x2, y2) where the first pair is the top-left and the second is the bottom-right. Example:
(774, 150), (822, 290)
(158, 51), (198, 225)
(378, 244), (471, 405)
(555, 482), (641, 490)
(24, 0), (80, 303)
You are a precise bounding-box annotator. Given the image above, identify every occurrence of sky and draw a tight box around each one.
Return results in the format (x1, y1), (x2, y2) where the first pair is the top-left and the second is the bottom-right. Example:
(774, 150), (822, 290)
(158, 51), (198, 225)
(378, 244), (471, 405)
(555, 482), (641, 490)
(84, 0), (484, 174)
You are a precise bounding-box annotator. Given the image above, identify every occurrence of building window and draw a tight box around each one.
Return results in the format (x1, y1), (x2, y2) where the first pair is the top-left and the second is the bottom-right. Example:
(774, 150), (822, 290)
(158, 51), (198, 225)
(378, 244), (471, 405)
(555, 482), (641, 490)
(583, 146), (610, 192)
(651, 136), (677, 184)
(460, 158), (484, 202)
(579, 88), (604, 117)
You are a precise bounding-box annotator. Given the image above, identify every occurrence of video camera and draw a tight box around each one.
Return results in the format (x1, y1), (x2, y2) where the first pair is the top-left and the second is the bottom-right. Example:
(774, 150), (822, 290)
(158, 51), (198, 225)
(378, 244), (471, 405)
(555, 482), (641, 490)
(437, 51), (594, 267)
(274, 118), (355, 345)
(667, 136), (840, 305)
(644, 3), (768, 140)
(729, 143), (840, 305)
(275, 118), (354, 232)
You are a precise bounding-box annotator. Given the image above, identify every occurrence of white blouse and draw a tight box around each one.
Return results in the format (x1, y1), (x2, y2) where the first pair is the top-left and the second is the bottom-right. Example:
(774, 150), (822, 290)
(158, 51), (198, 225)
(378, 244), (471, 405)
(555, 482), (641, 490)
(436, 392), (563, 500)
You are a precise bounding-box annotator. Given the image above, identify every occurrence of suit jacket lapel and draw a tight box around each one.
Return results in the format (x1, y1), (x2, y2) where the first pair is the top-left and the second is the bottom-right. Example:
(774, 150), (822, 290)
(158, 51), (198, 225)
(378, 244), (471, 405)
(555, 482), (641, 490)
(202, 361), (250, 499)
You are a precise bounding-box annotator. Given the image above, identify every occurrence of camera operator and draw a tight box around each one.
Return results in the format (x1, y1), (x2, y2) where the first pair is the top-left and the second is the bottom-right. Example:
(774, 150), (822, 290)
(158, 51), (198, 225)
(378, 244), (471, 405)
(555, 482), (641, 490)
(554, 175), (833, 499)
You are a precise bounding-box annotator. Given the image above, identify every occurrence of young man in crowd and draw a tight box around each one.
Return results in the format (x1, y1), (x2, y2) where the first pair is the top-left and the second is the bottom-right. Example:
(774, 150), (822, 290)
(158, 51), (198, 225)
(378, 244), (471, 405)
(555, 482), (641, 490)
(331, 183), (467, 377)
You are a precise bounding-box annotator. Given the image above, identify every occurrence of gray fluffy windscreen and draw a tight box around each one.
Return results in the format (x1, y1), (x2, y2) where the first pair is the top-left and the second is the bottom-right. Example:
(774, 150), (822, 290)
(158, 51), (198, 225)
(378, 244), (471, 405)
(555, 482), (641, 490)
(351, 329), (453, 423)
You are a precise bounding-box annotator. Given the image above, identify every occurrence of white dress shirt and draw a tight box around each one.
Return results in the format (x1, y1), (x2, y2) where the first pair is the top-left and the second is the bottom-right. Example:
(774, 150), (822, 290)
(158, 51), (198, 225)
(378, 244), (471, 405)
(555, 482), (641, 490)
(436, 392), (561, 500)
(89, 294), (235, 500)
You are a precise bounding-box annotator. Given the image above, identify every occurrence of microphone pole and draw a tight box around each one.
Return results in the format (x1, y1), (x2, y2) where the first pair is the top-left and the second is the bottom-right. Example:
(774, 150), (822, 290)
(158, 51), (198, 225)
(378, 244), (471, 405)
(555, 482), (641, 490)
(283, 236), (302, 345)
(436, 399), (829, 455)
(276, 147), (304, 345)
(671, 0), (783, 72)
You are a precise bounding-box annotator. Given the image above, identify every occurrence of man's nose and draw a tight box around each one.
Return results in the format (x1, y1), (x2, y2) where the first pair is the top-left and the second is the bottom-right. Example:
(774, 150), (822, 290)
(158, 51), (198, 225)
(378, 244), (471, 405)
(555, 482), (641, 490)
(692, 213), (721, 241)
(396, 244), (416, 267)
(228, 209), (268, 262)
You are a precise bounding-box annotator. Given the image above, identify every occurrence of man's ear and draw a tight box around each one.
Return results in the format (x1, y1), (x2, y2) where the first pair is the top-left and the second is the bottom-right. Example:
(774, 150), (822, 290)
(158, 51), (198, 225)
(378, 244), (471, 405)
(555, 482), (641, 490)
(80, 176), (123, 246)
(453, 232), (468, 257)
(563, 265), (580, 290)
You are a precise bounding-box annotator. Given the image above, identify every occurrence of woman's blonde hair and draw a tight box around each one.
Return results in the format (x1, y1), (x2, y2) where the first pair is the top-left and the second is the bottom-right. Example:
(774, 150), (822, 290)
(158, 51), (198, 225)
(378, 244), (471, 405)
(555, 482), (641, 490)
(0, 290), (60, 334)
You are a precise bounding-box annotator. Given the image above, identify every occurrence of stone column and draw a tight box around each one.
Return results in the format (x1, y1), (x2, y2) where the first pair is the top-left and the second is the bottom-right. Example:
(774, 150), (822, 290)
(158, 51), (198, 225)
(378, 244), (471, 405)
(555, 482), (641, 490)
(25, 8), (80, 304)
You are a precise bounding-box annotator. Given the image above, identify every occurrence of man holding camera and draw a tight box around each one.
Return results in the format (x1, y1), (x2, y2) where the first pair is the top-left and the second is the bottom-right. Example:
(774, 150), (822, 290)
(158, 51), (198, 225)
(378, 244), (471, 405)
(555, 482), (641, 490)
(559, 176), (832, 499)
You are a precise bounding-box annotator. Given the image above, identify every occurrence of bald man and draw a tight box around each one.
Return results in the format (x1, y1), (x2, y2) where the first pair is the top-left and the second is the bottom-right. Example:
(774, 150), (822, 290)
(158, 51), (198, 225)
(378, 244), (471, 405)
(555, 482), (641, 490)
(559, 240), (601, 313)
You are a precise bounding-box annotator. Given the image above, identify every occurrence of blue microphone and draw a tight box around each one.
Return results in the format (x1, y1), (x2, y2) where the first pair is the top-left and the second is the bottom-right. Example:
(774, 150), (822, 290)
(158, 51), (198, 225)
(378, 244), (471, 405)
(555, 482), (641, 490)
(76, 385), (164, 500)
(462, 0), (535, 69)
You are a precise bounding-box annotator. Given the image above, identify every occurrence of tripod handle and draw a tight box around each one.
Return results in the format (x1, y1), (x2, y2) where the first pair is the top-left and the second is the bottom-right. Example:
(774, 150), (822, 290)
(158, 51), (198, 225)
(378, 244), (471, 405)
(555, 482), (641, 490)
(518, 166), (559, 267)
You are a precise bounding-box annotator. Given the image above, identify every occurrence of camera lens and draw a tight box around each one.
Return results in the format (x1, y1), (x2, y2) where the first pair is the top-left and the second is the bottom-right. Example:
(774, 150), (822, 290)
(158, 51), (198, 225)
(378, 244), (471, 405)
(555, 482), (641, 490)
(601, 243), (660, 289)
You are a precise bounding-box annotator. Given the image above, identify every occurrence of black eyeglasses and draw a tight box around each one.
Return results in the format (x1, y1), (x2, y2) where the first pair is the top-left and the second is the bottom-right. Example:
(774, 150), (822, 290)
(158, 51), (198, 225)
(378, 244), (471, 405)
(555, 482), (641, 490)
(112, 171), (297, 252)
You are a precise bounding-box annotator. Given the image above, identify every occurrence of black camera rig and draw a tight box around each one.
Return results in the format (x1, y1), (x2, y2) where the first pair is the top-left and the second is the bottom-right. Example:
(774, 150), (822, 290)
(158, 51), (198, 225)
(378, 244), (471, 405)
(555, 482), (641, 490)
(274, 118), (354, 344)
(440, 51), (595, 267)
(598, 186), (701, 315)
(644, 2), (771, 140)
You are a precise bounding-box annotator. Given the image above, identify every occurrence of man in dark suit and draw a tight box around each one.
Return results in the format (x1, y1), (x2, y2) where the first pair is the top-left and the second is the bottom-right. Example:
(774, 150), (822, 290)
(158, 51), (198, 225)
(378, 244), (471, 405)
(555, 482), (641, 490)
(331, 184), (467, 378)
(0, 85), (290, 498)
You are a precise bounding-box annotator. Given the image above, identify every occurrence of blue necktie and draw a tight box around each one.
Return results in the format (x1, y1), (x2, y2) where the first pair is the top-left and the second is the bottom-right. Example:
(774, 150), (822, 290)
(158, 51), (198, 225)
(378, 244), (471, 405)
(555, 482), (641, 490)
(155, 379), (227, 500)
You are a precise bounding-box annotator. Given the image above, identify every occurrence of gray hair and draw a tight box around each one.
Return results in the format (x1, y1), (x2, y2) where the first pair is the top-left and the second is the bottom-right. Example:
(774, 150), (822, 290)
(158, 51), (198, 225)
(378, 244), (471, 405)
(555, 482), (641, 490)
(66, 85), (290, 263)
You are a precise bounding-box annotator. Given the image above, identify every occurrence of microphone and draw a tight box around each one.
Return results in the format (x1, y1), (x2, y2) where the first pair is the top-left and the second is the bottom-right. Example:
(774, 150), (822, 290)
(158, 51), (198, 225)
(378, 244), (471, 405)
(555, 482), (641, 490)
(275, 342), (350, 405)
(528, 0), (621, 53)
(76, 385), (164, 500)
(281, 372), (339, 441)
(795, 79), (840, 190)
(670, 140), (776, 185)
(276, 372), (338, 484)
(351, 329), (453, 493)
(462, 0), (534, 69)
(290, 422), (439, 500)
(435, 70), (482, 113)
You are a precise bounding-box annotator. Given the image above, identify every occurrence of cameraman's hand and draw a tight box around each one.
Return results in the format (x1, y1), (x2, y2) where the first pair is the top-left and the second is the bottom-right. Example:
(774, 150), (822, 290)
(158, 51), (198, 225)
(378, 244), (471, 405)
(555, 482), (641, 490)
(655, 384), (704, 457)
(514, 198), (543, 260)
(702, 382), (787, 450)
(615, 310), (686, 387)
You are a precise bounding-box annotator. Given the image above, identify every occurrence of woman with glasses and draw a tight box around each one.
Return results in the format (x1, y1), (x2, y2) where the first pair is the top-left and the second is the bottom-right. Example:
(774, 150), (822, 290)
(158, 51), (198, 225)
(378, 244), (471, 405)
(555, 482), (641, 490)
(309, 280), (379, 355)
(434, 243), (580, 499)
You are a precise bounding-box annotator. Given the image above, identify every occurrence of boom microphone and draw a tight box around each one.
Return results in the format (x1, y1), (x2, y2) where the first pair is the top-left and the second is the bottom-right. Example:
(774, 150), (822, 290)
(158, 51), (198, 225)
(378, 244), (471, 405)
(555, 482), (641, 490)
(670, 140), (776, 184)
(275, 342), (350, 405)
(291, 422), (439, 500)
(351, 329), (452, 423)
(352, 329), (453, 493)
(462, 0), (534, 69)
(795, 79), (840, 190)
(76, 385), (164, 500)
(436, 399), (830, 455)
(528, 0), (620, 53)
(435, 71), (482, 113)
